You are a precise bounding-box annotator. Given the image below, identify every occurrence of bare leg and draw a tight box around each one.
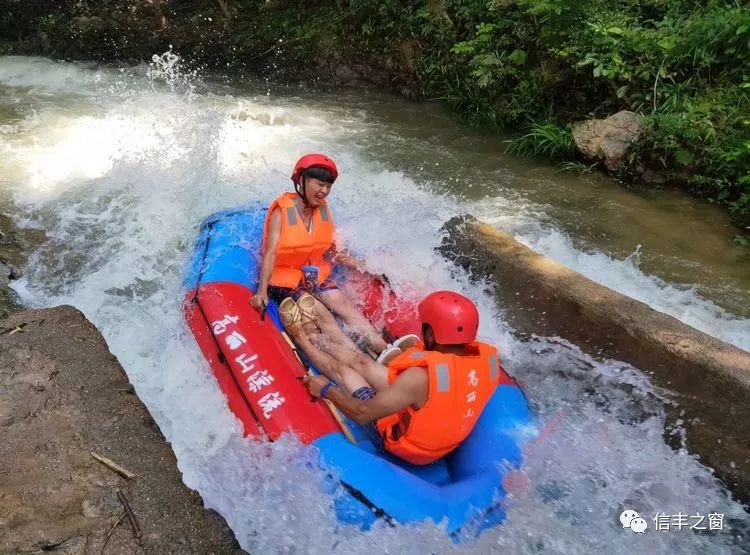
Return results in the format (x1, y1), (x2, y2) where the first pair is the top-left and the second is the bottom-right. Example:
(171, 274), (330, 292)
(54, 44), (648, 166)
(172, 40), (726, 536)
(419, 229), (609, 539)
(286, 321), (369, 394)
(313, 333), (390, 392)
(317, 289), (388, 353)
(311, 297), (360, 352)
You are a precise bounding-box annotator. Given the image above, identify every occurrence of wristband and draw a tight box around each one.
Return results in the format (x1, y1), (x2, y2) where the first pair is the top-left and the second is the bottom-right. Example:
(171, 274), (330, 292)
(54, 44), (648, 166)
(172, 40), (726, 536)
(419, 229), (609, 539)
(320, 380), (338, 399)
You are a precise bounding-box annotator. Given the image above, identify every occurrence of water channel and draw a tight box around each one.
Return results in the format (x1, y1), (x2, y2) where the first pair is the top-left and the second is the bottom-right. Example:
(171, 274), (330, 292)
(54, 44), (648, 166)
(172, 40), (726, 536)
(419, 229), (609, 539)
(1, 55), (748, 553)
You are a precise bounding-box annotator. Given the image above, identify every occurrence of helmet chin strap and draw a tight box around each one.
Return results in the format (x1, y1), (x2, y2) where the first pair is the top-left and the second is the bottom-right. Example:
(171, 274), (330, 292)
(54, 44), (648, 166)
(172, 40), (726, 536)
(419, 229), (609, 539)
(296, 175), (311, 206)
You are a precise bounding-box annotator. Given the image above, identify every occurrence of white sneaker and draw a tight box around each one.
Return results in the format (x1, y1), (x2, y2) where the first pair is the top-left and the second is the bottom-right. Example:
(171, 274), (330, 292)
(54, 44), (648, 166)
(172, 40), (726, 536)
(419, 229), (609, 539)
(391, 334), (420, 351)
(376, 345), (403, 365)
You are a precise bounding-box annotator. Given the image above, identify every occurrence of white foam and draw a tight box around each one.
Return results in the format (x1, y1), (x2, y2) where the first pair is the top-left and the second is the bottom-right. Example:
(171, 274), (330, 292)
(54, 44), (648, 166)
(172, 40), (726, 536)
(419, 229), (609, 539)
(2, 55), (748, 553)
(0, 55), (118, 94)
(474, 205), (750, 351)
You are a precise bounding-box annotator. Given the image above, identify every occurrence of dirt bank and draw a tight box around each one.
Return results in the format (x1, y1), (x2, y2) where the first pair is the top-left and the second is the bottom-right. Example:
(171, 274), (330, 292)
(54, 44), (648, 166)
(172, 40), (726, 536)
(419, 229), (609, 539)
(439, 215), (750, 504)
(0, 305), (244, 554)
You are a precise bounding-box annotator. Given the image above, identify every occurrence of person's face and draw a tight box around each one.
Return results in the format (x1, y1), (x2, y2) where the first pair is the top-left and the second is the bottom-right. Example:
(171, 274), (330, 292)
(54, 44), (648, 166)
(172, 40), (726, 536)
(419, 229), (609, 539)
(303, 177), (333, 207)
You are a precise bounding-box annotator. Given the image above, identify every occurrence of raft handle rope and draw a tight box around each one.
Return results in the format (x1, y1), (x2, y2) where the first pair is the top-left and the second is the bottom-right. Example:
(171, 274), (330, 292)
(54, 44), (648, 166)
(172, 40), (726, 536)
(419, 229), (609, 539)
(339, 481), (394, 527)
(191, 217), (263, 429)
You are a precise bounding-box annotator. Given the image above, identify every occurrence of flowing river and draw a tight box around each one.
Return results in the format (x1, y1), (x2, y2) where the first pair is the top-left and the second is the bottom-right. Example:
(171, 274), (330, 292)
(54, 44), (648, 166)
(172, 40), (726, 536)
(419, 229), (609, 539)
(1, 55), (748, 553)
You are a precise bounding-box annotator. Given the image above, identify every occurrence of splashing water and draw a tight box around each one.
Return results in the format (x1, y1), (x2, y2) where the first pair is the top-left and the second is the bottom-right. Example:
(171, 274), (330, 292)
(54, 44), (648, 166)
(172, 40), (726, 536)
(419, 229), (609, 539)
(1, 55), (748, 553)
(146, 49), (200, 96)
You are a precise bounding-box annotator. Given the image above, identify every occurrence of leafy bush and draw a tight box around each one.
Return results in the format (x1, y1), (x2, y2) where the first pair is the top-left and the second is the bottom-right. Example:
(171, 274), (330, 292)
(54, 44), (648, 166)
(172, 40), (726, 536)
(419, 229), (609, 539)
(412, 0), (750, 224)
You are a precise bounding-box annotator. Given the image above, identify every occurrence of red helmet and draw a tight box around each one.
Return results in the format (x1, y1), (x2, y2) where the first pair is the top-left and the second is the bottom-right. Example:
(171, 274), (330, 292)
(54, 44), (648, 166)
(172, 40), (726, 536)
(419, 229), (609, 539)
(418, 291), (479, 345)
(291, 153), (338, 186)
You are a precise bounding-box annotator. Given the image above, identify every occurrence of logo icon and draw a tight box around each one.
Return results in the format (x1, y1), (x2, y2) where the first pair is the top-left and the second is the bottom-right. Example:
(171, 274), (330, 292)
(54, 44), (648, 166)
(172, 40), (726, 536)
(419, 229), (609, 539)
(631, 517), (648, 533)
(620, 509), (648, 533)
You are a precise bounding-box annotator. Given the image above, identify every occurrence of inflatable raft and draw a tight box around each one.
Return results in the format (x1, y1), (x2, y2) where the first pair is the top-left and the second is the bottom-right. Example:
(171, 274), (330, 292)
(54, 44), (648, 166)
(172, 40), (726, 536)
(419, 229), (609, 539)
(183, 205), (536, 538)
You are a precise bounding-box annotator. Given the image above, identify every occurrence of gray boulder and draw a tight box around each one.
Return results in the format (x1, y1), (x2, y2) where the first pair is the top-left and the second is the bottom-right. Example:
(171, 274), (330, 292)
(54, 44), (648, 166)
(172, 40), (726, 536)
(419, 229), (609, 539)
(572, 110), (645, 171)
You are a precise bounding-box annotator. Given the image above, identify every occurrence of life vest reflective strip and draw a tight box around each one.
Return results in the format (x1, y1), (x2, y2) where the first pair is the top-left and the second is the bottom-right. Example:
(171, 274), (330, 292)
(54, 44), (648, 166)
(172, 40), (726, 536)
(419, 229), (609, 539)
(375, 341), (501, 465)
(262, 192), (335, 289)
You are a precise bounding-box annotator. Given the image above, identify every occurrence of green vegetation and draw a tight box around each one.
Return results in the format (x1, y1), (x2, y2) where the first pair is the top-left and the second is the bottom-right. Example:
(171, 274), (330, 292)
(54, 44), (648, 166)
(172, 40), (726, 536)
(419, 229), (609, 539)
(559, 161), (599, 174)
(505, 123), (575, 159)
(2, 1), (748, 224)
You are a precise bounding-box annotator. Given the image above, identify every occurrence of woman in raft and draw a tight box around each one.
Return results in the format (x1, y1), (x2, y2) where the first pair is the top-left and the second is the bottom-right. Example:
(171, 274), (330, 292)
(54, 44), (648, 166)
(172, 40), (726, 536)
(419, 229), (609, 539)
(250, 153), (417, 361)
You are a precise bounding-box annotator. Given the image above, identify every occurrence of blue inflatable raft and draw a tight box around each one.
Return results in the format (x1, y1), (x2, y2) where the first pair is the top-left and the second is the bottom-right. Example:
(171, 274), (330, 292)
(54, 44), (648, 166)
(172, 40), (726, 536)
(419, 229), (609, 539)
(183, 205), (536, 538)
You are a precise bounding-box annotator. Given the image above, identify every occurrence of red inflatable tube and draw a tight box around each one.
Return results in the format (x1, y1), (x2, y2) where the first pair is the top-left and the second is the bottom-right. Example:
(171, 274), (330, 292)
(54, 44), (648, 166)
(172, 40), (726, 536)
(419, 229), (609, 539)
(184, 281), (339, 443)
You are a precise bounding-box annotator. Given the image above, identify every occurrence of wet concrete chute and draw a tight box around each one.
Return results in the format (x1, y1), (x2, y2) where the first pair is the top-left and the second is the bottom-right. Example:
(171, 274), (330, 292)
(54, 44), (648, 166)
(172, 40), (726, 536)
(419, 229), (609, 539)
(0, 55), (748, 553)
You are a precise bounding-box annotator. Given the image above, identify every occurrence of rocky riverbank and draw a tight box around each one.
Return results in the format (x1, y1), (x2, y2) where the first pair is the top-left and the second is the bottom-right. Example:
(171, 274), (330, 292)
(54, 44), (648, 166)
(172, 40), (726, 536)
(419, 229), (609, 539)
(0, 306), (244, 554)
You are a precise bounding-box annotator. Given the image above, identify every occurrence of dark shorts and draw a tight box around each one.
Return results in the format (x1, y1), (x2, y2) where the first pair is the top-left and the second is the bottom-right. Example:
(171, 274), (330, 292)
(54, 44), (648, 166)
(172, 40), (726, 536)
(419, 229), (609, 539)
(267, 278), (338, 305)
(352, 387), (384, 450)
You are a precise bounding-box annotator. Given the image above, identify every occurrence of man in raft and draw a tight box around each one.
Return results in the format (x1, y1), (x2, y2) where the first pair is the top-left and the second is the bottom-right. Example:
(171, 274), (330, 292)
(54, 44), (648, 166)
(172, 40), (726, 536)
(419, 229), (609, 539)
(280, 291), (502, 465)
(250, 153), (418, 362)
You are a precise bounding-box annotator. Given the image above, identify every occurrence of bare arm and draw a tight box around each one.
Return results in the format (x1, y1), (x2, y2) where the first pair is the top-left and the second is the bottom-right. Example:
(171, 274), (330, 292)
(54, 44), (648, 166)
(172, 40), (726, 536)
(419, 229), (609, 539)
(311, 368), (427, 425)
(330, 247), (361, 270)
(330, 247), (392, 286)
(251, 208), (281, 309)
(259, 208), (281, 291)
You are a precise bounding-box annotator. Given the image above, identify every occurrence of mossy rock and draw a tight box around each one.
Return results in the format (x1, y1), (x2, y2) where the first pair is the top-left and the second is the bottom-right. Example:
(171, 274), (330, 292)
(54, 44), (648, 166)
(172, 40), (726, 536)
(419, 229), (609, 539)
(0, 284), (21, 319)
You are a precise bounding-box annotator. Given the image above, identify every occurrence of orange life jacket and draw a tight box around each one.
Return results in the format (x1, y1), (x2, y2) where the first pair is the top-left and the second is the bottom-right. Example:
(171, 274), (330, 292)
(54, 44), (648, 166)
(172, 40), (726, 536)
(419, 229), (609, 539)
(375, 341), (501, 465)
(262, 192), (335, 289)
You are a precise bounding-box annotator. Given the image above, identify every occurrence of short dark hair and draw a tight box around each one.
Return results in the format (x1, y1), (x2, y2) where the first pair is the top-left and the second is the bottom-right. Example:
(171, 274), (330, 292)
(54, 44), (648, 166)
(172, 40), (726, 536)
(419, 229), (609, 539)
(302, 166), (335, 184)
(422, 323), (434, 347)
